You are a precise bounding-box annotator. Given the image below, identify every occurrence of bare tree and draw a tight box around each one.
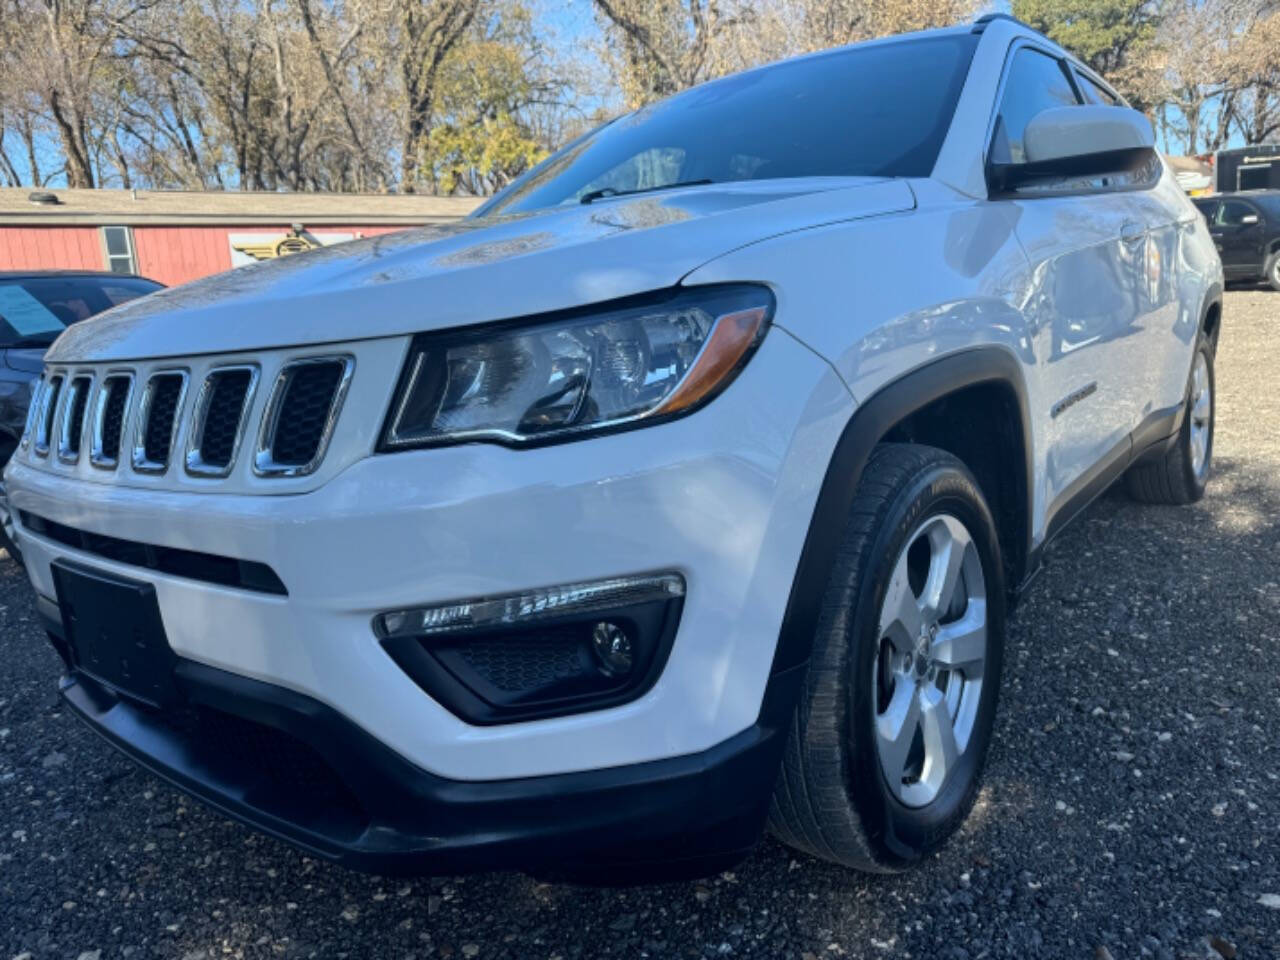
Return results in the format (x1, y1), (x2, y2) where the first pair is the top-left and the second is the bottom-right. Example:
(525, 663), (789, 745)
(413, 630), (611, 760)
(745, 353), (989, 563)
(1225, 7), (1280, 144)
(1146, 0), (1277, 154)
(805, 0), (977, 48)
(592, 0), (753, 106)
(389, 0), (481, 191)
(0, 0), (1013, 196)
(591, 0), (977, 108)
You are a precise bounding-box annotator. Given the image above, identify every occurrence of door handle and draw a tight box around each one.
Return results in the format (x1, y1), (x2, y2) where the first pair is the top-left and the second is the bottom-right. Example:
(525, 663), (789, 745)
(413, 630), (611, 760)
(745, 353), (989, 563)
(1120, 221), (1146, 244)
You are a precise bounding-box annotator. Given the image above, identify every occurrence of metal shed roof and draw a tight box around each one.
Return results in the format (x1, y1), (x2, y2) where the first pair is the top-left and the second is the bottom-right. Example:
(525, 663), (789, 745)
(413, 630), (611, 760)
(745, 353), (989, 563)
(0, 188), (481, 227)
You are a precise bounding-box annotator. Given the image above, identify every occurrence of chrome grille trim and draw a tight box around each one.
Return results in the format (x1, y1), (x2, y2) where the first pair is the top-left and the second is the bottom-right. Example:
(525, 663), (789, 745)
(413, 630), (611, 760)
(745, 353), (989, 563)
(33, 374), (63, 457)
(131, 370), (189, 474)
(89, 372), (135, 470)
(253, 355), (354, 478)
(20, 376), (43, 449)
(27, 347), (374, 484)
(185, 364), (260, 478)
(56, 375), (94, 464)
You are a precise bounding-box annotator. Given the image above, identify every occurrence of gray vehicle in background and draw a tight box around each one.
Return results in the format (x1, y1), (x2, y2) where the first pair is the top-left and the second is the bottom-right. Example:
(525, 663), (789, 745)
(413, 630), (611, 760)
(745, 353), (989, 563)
(0, 271), (163, 558)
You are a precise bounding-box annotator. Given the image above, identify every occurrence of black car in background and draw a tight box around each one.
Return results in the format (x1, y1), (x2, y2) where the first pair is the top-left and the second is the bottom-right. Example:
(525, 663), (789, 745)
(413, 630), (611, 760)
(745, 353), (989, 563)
(0, 271), (163, 558)
(1192, 191), (1280, 291)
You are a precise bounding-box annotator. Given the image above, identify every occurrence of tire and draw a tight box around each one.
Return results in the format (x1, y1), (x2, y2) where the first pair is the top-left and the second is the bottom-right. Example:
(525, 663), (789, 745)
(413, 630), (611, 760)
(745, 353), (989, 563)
(1125, 336), (1214, 505)
(1266, 252), (1280, 293)
(0, 440), (20, 567)
(768, 443), (1006, 871)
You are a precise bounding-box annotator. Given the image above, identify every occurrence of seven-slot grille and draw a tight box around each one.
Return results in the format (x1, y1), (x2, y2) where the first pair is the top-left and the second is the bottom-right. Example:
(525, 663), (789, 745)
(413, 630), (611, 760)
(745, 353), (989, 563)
(30, 355), (351, 480)
(57, 376), (92, 462)
(34, 375), (63, 455)
(187, 367), (256, 476)
(92, 374), (132, 467)
(136, 372), (187, 471)
(255, 357), (352, 476)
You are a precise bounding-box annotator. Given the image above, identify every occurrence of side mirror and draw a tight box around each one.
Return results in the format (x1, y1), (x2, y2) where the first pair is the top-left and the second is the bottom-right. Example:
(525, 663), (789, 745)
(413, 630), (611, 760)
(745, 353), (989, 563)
(989, 105), (1158, 196)
(1242, 214), (1260, 225)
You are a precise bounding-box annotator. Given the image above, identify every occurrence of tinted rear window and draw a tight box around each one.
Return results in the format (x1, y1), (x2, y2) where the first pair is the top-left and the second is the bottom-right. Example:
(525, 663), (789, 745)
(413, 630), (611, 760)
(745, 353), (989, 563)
(0, 276), (161, 348)
(480, 33), (979, 217)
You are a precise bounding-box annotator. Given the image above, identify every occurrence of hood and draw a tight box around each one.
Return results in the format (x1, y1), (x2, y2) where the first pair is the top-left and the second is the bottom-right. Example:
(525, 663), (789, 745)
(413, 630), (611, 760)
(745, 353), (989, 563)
(47, 177), (915, 363)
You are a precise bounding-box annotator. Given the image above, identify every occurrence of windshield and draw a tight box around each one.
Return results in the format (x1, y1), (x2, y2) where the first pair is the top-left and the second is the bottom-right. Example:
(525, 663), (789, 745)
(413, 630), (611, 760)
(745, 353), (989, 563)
(478, 33), (979, 218)
(0, 275), (162, 349)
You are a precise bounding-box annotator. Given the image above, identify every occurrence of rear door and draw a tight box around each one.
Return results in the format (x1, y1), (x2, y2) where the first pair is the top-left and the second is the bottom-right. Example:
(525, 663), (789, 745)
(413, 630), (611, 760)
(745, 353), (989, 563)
(1209, 197), (1265, 276)
(989, 44), (1151, 512)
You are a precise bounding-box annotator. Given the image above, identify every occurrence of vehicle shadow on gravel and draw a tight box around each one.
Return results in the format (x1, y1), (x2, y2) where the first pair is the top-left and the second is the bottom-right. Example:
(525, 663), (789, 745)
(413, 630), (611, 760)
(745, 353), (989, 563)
(4, 458), (1279, 959)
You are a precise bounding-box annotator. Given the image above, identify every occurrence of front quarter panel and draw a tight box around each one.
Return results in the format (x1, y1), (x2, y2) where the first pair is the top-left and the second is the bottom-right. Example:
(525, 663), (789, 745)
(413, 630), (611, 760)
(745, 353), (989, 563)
(684, 180), (1046, 527)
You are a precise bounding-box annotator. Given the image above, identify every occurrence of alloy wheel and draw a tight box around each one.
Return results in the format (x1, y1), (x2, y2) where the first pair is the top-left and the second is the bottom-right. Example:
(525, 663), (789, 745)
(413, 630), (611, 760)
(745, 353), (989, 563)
(872, 513), (987, 808)
(1189, 350), (1212, 479)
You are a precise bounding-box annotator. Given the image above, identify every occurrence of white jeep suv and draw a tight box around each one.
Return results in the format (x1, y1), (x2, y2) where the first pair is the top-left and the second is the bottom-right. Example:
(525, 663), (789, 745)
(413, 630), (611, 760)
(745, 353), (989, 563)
(6, 14), (1221, 880)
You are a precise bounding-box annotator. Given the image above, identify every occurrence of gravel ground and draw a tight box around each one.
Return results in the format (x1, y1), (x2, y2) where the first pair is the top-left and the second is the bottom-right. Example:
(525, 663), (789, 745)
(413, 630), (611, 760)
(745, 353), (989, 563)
(3, 290), (1279, 960)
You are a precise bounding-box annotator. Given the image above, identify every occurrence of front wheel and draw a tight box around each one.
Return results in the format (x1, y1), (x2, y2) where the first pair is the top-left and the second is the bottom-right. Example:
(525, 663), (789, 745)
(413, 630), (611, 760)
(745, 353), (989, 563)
(769, 443), (1005, 871)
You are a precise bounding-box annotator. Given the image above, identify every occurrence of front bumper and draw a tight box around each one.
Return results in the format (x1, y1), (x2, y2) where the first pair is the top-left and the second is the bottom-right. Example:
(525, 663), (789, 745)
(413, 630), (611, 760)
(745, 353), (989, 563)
(7, 328), (853, 782)
(50, 627), (803, 877)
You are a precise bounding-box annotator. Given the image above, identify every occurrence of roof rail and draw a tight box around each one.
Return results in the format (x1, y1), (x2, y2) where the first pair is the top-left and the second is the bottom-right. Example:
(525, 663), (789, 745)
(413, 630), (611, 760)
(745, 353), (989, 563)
(971, 12), (1033, 34)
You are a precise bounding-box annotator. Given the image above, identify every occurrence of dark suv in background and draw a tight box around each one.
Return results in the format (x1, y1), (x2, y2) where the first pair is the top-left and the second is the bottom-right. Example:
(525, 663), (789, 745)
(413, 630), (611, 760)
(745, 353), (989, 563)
(1193, 191), (1280, 290)
(0, 271), (163, 557)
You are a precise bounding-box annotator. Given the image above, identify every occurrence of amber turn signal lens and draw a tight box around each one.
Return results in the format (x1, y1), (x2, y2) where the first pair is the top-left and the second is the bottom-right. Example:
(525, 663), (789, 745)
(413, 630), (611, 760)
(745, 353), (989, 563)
(654, 306), (770, 416)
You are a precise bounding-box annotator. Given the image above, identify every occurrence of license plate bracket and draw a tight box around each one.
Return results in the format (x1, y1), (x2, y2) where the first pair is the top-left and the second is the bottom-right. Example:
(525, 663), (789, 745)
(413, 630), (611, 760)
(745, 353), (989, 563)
(52, 559), (179, 708)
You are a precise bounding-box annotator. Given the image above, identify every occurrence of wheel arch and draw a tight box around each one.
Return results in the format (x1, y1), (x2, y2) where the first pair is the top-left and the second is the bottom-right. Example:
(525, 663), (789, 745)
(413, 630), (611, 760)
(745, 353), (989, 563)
(1200, 282), (1223, 349)
(768, 347), (1034, 678)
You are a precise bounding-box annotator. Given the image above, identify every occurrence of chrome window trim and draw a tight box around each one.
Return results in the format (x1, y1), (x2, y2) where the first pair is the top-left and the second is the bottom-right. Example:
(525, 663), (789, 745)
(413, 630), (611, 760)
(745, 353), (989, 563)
(89, 371), (136, 470)
(33, 374), (65, 458)
(253, 355), (355, 479)
(130, 369), (190, 474)
(185, 364), (260, 478)
(56, 374), (94, 465)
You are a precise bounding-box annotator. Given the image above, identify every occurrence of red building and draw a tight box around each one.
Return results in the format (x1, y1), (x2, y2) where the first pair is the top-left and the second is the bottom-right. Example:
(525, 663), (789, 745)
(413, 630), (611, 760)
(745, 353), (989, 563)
(0, 188), (480, 287)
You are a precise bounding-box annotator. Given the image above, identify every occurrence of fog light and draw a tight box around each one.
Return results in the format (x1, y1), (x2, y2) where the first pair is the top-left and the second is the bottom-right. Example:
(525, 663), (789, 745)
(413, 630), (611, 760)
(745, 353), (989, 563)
(591, 621), (633, 676)
(375, 572), (685, 725)
(374, 573), (684, 640)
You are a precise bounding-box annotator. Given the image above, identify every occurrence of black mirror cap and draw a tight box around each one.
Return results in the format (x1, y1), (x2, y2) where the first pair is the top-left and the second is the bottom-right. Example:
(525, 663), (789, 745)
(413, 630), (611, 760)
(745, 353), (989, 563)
(986, 145), (1161, 199)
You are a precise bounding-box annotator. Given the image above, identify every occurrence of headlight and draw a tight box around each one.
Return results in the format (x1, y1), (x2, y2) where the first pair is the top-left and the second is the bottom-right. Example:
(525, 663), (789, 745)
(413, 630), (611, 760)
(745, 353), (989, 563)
(379, 284), (773, 449)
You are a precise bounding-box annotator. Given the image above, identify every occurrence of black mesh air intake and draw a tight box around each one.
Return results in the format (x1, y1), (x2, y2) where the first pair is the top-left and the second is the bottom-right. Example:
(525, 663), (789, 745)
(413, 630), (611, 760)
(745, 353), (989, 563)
(270, 361), (344, 466)
(98, 375), (130, 463)
(198, 369), (253, 468)
(143, 374), (184, 466)
(65, 376), (91, 456)
(457, 632), (589, 693)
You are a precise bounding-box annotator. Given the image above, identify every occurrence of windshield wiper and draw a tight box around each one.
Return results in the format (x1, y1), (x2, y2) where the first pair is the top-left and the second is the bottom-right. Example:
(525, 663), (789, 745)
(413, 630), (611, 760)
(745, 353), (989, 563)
(579, 179), (714, 205)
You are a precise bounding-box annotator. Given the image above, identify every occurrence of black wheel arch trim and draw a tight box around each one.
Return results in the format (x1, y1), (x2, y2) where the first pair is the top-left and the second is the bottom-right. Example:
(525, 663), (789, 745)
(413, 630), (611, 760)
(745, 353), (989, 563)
(1199, 282), (1223, 345)
(767, 346), (1034, 679)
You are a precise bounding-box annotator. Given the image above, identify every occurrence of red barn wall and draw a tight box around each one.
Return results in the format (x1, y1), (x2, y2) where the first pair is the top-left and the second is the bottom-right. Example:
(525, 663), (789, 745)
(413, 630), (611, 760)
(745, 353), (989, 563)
(1, 224), (410, 287)
(0, 227), (104, 272)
